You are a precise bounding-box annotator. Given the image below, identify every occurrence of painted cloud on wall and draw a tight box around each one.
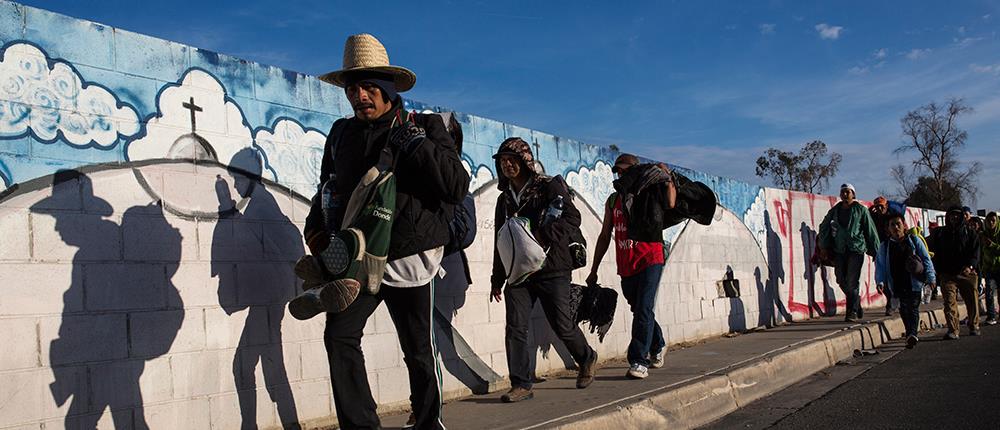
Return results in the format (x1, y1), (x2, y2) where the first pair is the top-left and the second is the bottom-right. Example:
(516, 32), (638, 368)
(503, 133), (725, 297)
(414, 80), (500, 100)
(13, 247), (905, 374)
(125, 69), (262, 176)
(0, 159), (9, 192)
(565, 161), (614, 215)
(463, 159), (495, 194)
(0, 43), (139, 147)
(254, 118), (326, 198)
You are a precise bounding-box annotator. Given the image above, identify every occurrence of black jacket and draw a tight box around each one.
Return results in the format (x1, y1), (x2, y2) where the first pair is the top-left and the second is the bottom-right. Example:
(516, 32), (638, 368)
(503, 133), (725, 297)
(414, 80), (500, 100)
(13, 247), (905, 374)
(304, 101), (469, 260)
(928, 221), (980, 275)
(491, 175), (582, 290)
(612, 164), (717, 242)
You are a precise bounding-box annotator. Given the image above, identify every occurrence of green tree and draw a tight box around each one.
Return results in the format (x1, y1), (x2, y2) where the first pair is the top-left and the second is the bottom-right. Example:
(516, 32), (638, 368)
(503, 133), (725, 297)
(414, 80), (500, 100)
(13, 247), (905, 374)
(893, 98), (980, 208)
(755, 140), (842, 193)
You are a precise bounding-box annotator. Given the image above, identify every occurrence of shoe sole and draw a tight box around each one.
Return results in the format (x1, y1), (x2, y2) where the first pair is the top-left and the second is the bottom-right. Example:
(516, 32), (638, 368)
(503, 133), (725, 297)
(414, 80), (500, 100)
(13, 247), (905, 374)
(288, 290), (324, 320)
(626, 371), (648, 379)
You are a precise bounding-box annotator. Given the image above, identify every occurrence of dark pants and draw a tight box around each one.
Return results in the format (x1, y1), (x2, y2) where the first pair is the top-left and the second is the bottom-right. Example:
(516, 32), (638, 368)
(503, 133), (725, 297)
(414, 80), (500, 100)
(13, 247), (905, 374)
(324, 283), (444, 430)
(834, 252), (865, 318)
(505, 274), (594, 389)
(895, 289), (921, 337)
(621, 264), (665, 367)
(985, 271), (998, 321)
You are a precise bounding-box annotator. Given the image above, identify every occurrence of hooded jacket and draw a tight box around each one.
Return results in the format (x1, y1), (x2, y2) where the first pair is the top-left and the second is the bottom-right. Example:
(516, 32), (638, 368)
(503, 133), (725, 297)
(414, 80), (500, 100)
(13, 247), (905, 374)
(979, 215), (1000, 274)
(304, 100), (470, 260)
(490, 139), (584, 290)
(928, 209), (981, 275)
(818, 201), (880, 257)
(875, 233), (936, 293)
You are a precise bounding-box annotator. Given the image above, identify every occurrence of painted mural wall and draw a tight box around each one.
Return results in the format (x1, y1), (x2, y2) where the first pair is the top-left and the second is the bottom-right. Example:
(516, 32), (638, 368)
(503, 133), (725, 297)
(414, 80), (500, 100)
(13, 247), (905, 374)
(0, 2), (932, 429)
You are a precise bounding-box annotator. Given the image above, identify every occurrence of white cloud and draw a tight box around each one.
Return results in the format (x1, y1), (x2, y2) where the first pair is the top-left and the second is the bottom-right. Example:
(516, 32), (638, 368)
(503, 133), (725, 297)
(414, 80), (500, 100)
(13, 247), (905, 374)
(0, 43), (139, 147)
(815, 23), (844, 40)
(759, 23), (776, 35)
(873, 48), (888, 59)
(255, 119), (327, 197)
(906, 48), (931, 60)
(958, 26), (966, 34)
(848, 66), (869, 75)
(984, 14), (992, 20)
(970, 63), (1000, 75)
(126, 70), (257, 176)
(955, 37), (983, 48)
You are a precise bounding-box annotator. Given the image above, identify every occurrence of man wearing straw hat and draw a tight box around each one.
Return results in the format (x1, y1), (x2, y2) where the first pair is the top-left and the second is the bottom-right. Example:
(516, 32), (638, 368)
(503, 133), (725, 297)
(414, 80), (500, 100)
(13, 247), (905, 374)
(305, 34), (469, 430)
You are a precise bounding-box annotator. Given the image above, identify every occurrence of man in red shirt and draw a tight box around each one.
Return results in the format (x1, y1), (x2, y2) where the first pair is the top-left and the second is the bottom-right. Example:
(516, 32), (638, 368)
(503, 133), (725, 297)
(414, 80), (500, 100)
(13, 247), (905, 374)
(587, 154), (676, 379)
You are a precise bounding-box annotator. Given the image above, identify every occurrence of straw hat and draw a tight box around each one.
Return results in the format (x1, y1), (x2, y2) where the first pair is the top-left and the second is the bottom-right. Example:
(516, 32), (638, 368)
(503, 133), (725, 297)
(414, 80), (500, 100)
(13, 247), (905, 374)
(318, 33), (416, 92)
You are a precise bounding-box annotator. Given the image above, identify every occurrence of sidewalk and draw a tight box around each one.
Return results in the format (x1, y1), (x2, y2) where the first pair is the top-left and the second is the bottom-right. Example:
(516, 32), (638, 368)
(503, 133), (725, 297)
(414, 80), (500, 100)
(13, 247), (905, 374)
(374, 301), (960, 430)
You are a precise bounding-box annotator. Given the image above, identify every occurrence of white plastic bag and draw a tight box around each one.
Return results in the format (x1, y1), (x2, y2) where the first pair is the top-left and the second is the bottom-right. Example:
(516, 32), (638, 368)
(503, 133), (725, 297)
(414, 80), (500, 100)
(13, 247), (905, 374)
(497, 217), (546, 286)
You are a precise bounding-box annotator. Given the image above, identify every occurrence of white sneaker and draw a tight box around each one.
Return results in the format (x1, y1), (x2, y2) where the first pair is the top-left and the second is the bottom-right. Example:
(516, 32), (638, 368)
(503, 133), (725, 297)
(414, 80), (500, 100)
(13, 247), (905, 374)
(626, 364), (649, 379)
(649, 351), (665, 369)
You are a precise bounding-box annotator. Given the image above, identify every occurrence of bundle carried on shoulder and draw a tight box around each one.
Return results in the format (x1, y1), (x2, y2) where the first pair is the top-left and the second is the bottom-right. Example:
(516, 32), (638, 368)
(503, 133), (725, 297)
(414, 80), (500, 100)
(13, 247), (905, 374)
(613, 163), (718, 242)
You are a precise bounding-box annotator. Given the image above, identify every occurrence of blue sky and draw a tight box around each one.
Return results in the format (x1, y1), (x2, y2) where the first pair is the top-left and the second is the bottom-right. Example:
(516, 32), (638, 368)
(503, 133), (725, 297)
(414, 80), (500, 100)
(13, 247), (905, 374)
(21, 0), (1000, 208)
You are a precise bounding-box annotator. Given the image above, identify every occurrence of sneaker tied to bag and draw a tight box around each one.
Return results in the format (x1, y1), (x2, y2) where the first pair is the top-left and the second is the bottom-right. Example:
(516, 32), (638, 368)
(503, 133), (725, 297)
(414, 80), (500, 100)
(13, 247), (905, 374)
(576, 351), (599, 389)
(500, 386), (534, 403)
(288, 278), (361, 320)
(649, 351), (665, 369)
(626, 363), (649, 379)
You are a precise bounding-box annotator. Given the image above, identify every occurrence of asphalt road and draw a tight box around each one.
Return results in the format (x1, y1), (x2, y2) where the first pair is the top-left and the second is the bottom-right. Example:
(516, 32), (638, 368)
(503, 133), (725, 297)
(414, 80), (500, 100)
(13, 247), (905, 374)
(704, 323), (1000, 430)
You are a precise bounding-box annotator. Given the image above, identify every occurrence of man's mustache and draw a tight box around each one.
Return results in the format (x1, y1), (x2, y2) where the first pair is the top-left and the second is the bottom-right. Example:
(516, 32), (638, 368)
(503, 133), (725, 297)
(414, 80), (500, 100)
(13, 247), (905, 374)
(353, 102), (375, 111)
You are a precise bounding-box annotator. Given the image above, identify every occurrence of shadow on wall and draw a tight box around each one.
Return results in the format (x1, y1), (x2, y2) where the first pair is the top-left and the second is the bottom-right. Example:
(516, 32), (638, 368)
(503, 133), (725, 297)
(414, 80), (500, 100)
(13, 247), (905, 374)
(800, 222), (837, 317)
(756, 211), (793, 327)
(726, 266), (747, 333)
(433, 253), (502, 394)
(213, 149), (301, 429)
(38, 171), (183, 429)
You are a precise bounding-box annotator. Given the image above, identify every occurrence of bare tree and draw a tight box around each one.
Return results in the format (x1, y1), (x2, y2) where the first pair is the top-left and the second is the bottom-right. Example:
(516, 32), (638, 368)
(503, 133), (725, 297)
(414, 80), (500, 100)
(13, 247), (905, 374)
(894, 98), (981, 209)
(756, 140), (842, 193)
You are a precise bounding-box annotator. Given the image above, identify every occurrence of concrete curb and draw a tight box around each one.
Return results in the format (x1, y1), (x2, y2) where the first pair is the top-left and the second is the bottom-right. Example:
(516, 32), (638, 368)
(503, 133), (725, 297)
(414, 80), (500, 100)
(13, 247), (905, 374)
(554, 306), (966, 430)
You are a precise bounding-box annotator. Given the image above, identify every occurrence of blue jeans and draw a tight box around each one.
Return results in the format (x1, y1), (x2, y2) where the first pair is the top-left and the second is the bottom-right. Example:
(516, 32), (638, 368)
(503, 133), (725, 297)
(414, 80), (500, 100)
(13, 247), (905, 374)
(621, 264), (666, 367)
(895, 289), (921, 337)
(985, 272), (998, 321)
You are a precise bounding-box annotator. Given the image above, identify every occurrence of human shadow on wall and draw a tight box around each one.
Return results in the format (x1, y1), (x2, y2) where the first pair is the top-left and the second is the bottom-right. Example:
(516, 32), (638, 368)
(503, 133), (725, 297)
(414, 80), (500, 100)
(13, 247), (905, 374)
(800, 222), (837, 317)
(39, 170), (183, 430)
(213, 149), (301, 430)
(725, 266), (747, 333)
(433, 253), (502, 394)
(757, 212), (792, 327)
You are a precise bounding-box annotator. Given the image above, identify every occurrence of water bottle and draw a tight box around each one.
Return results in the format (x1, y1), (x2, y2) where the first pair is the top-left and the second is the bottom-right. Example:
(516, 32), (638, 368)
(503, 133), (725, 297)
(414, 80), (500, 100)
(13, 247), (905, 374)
(543, 195), (564, 226)
(321, 175), (342, 231)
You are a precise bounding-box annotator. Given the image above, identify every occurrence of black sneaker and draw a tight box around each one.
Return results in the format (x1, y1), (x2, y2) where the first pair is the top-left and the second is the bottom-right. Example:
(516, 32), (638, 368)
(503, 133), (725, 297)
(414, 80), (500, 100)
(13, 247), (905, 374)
(576, 351), (599, 389)
(906, 335), (919, 349)
(970, 328), (981, 336)
(943, 332), (959, 340)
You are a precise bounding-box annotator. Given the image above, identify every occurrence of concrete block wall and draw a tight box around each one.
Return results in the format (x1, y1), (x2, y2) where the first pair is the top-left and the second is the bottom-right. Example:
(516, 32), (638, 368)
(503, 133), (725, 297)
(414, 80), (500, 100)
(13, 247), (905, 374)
(0, 1), (932, 428)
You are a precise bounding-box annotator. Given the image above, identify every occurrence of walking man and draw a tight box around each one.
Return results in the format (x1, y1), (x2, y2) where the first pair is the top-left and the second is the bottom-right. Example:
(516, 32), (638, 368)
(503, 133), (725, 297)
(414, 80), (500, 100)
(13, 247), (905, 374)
(869, 196), (896, 316)
(928, 206), (982, 339)
(818, 183), (880, 322)
(982, 212), (999, 325)
(875, 212), (935, 349)
(306, 34), (469, 429)
(587, 153), (674, 379)
(490, 138), (599, 403)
